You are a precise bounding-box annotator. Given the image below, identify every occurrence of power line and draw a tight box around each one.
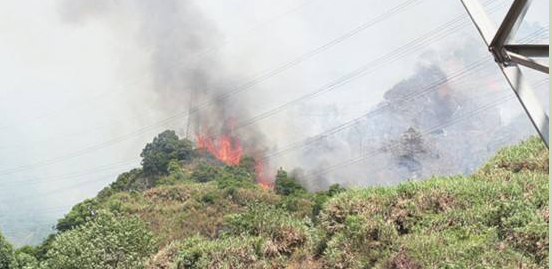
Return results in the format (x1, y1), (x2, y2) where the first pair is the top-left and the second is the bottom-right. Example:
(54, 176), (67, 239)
(0, 0), (428, 176)
(3, 78), (547, 219)
(260, 61), (492, 161)
(303, 78), (548, 181)
(0, 0), (509, 177)
(257, 26), (547, 162)
(1, 171), (121, 202)
(0, 158), (139, 187)
(0, 0), (516, 187)
(0, 61), (488, 188)
(0, 0), (321, 132)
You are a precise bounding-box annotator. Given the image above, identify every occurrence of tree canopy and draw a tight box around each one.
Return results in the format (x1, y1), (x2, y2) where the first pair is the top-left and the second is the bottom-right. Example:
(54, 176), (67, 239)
(140, 130), (195, 176)
(274, 168), (306, 196)
(44, 212), (156, 269)
(0, 231), (16, 269)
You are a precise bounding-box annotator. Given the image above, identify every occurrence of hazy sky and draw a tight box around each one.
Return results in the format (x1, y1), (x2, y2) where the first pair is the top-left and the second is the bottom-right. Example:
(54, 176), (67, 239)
(0, 0), (548, 245)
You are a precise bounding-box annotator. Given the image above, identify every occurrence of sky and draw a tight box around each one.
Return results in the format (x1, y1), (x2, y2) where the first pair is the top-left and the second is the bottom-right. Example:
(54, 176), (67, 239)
(0, 0), (548, 245)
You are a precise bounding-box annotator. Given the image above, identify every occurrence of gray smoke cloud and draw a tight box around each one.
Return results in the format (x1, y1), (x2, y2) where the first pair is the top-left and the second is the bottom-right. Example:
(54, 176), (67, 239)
(59, 0), (267, 154)
(0, 0), (547, 246)
(291, 42), (544, 191)
(55, 1), (547, 191)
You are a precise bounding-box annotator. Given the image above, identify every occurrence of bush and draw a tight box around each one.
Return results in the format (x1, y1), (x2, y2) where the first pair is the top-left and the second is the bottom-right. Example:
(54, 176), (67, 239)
(43, 211), (157, 269)
(14, 251), (38, 269)
(167, 160), (185, 180)
(190, 162), (221, 183)
(176, 235), (265, 269)
(156, 160), (188, 187)
(224, 204), (311, 257)
(56, 198), (99, 232)
(274, 169), (306, 196)
(312, 184), (345, 216)
(0, 231), (16, 269)
(25, 137), (547, 269)
(141, 130), (195, 176)
(98, 168), (144, 199)
(322, 215), (398, 268)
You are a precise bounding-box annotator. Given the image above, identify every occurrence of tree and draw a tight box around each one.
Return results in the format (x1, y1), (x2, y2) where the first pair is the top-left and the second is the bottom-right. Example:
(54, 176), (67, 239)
(140, 130), (195, 176)
(274, 168), (306, 196)
(0, 231), (16, 269)
(14, 248), (38, 269)
(56, 198), (99, 232)
(43, 212), (156, 269)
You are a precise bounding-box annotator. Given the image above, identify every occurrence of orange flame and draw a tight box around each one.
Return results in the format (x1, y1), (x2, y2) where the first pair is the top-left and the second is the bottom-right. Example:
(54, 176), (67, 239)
(196, 131), (273, 189)
(196, 134), (243, 165)
(255, 159), (273, 189)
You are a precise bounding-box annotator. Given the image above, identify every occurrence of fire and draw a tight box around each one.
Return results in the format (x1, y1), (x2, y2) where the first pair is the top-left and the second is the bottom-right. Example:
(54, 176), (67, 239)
(196, 133), (243, 165)
(255, 159), (273, 189)
(196, 132), (274, 189)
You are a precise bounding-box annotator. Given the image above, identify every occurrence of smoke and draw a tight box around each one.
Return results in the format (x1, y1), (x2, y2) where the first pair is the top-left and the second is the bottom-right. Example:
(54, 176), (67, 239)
(0, 0), (547, 246)
(291, 53), (541, 190)
(56, 0), (546, 191)
(58, 0), (268, 155)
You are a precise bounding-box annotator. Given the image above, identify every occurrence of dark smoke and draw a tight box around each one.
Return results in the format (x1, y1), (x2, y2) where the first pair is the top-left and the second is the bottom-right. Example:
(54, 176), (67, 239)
(59, 0), (268, 156)
(294, 61), (537, 191)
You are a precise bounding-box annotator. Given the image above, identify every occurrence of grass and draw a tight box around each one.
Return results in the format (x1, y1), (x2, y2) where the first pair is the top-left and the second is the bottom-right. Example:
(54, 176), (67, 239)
(21, 137), (548, 269)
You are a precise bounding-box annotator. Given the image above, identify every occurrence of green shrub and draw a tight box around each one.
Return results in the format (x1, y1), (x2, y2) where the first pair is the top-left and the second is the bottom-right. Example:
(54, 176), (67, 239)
(56, 198), (99, 232)
(224, 204), (311, 257)
(215, 166), (256, 190)
(97, 168), (144, 199)
(141, 130), (195, 176)
(393, 229), (540, 269)
(14, 252), (38, 269)
(274, 169), (306, 196)
(322, 215), (398, 268)
(176, 235), (265, 269)
(312, 184), (345, 216)
(28, 137), (548, 269)
(190, 162), (221, 183)
(0, 231), (16, 269)
(43, 211), (157, 269)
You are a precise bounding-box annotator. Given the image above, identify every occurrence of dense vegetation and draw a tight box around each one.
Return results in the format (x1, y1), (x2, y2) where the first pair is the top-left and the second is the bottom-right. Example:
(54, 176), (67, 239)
(0, 132), (548, 269)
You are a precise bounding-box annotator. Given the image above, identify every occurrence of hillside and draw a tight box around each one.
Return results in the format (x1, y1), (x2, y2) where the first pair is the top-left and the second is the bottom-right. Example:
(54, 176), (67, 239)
(0, 132), (548, 269)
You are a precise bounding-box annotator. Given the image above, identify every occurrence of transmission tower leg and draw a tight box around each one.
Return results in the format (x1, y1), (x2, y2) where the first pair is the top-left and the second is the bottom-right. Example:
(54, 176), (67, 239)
(459, 0), (549, 147)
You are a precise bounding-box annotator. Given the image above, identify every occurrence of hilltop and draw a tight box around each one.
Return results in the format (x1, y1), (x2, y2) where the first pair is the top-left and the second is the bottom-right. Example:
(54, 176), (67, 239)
(0, 131), (548, 269)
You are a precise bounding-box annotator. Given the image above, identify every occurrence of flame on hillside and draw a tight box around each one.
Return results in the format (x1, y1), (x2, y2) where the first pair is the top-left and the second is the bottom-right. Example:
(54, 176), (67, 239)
(196, 134), (243, 165)
(254, 159), (272, 189)
(196, 132), (272, 189)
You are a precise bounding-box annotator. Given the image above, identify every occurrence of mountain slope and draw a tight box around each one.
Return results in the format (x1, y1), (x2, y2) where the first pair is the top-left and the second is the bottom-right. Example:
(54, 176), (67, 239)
(0, 135), (548, 269)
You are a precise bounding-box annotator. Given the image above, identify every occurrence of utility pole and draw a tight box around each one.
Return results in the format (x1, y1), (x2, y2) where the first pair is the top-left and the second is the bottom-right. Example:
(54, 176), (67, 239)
(185, 87), (195, 140)
(460, 0), (549, 148)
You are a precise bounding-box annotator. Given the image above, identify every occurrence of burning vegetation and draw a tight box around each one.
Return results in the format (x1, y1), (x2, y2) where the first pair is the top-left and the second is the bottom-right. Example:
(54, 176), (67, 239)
(4, 136), (546, 269)
(195, 129), (272, 189)
(196, 133), (243, 165)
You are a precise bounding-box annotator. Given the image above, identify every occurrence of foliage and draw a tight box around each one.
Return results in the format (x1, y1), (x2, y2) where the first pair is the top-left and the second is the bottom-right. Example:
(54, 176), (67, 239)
(190, 162), (221, 183)
(13, 251), (38, 269)
(97, 168), (145, 199)
(176, 235), (265, 269)
(166, 160), (185, 180)
(56, 198), (99, 232)
(191, 160), (256, 189)
(274, 169), (306, 196)
(14, 137), (547, 269)
(141, 130), (195, 176)
(42, 211), (156, 269)
(316, 137), (548, 268)
(224, 204), (312, 257)
(0, 231), (16, 269)
(215, 165), (256, 190)
(238, 156), (257, 174)
(312, 184), (345, 216)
